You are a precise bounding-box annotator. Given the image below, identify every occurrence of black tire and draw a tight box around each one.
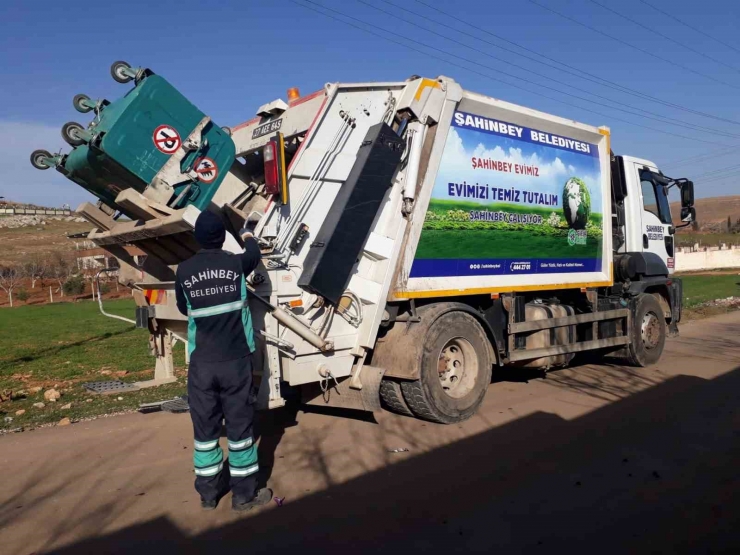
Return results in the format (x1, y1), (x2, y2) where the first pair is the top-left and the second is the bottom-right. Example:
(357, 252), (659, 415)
(400, 311), (492, 424)
(379, 378), (414, 417)
(30, 149), (52, 170)
(110, 60), (133, 83)
(73, 93), (92, 113)
(61, 122), (86, 147)
(626, 294), (666, 367)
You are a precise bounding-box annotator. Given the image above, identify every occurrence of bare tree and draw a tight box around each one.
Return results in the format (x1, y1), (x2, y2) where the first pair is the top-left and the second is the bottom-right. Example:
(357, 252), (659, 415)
(0, 265), (23, 307)
(48, 252), (75, 297)
(24, 257), (47, 289)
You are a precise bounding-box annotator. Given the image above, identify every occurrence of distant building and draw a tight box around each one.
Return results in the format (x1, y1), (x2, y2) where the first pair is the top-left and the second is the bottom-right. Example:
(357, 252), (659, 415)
(67, 232), (145, 274)
(0, 200), (73, 216)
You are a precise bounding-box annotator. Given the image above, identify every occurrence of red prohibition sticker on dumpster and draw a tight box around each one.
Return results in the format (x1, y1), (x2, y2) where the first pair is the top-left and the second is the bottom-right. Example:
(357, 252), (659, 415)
(194, 157), (218, 183)
(152, 125), (181, 154)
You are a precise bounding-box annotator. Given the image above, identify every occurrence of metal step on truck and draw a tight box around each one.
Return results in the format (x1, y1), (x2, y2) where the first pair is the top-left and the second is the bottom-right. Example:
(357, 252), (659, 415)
(31, 62), (696, 423)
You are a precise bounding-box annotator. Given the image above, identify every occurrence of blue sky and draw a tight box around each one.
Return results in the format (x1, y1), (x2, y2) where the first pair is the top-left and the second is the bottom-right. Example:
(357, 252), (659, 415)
(1, 0), (738, 207)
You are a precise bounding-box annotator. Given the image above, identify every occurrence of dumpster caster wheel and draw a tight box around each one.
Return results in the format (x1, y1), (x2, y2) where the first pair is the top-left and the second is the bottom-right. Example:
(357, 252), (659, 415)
(62, 122), (86, 147)
(110, 60), (133, 84)
(73, 93), (93, 113)
(30, 149), (53, 170)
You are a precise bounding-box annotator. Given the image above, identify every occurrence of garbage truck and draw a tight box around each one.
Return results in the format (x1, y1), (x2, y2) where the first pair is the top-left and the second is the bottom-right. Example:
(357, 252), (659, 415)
(31, 62), (696, 423)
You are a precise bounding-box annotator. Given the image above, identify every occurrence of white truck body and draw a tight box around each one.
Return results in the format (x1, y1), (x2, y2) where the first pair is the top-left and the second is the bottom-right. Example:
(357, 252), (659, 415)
(225, 77), (616, 400)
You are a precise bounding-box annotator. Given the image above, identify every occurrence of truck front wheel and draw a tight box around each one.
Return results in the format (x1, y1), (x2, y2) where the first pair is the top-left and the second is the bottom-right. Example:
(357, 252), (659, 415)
(401, 311), (492, 424)
(627, 293), (666, 367)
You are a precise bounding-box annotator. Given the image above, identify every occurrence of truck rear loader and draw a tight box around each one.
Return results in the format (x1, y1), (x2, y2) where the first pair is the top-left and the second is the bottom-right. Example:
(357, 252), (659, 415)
(31, 62), (697, 423)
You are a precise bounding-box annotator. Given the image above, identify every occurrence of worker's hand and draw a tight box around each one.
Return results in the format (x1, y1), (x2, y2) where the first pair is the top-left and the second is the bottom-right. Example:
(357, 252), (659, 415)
(239, 226), (254, 241)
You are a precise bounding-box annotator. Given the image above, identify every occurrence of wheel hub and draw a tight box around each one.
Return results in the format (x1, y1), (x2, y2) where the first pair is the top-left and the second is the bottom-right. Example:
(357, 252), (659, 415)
(437, 337), (478, 399)
(641, 312), (661, 349)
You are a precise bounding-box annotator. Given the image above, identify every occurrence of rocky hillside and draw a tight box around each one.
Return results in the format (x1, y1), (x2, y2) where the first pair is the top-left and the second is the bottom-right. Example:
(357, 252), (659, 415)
(0, 215), (86, 229)
(670, 195), (740, 233)
(0, 217), (91, 265)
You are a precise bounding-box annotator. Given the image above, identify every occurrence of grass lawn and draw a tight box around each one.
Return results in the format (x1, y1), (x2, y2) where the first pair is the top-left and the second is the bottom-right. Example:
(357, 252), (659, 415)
(680, 273), (740, 308)
(0, 299), (186, 431)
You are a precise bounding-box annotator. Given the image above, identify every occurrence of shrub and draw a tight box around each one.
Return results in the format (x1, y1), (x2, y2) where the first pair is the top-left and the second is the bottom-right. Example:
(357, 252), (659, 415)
(62, 275), (86, 296)
(98, 283), (111, 295)
(16, 289), (30, 302)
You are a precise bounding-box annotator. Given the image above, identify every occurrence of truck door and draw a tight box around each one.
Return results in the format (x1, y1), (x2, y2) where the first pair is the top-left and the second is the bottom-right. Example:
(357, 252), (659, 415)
(638, 167), (675, 273)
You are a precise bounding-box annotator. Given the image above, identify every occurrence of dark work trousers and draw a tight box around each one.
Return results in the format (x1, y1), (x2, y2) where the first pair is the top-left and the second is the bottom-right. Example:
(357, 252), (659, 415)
(188, 354), (258, 502)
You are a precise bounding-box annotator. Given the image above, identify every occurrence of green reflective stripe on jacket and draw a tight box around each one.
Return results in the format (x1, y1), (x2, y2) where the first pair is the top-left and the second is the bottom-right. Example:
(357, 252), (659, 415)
(185, 295), (196, 358)
(240, 280), (256, 352)
(183, 280), (255, 358)
(188, 300), (245, 318)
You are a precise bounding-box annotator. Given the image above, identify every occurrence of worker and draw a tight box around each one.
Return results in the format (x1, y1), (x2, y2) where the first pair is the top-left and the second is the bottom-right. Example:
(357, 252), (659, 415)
(175, 210), (272, 512)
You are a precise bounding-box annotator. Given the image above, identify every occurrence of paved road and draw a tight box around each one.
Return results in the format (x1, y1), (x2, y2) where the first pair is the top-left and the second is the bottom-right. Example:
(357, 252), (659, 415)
(2, 312), (740, 554)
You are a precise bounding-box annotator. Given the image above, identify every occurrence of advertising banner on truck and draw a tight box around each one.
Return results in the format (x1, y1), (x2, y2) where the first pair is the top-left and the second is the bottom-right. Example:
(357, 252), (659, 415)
(411, 111), (603, 278)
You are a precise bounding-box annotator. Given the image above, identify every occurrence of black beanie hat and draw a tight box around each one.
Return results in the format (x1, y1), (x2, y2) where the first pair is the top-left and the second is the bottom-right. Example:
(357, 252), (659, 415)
(194, 211), (226, 249)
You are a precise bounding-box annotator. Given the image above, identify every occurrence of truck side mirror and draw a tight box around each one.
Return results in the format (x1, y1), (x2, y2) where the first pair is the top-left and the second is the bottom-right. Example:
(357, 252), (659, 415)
(680, 180), (694, 207)
(680, 206), (695, 223)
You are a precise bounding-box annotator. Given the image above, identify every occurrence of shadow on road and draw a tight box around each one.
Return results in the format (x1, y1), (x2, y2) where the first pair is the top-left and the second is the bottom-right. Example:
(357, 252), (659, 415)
(43, 363), (740, 554)
(253, 403), (299, 490)
(0, 428), (160, 553)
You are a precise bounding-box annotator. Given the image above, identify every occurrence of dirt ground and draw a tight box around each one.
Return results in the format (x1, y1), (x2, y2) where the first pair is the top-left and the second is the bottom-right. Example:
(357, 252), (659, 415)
(0, 311), (739, 554)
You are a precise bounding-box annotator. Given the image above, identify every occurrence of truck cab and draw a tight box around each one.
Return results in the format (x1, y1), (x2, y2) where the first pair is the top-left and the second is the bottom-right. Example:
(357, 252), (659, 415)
(612, 154), (695, 273)
(610, 153), (695, 335)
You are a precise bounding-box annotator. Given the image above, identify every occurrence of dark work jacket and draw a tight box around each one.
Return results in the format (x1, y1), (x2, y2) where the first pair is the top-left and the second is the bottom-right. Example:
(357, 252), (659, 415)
(175, 239), (261, 363)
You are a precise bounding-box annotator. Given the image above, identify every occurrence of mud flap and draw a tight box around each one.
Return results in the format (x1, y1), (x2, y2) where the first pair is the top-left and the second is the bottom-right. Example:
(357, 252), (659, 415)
(302, 366), (386, 412)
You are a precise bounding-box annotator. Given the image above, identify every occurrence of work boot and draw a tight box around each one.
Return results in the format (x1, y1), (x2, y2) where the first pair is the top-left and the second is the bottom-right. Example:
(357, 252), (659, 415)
(201, 498), (218, 511)
(232, 488), (273, 512)
(200, 473), (229, 510)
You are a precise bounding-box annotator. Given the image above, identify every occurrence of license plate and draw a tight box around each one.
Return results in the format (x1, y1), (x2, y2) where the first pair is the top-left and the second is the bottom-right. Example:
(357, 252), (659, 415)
(252, 118), (283, 139)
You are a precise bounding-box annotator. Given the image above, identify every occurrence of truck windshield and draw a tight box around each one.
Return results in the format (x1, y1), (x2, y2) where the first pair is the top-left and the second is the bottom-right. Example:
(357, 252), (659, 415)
(640, 172), (672, 225)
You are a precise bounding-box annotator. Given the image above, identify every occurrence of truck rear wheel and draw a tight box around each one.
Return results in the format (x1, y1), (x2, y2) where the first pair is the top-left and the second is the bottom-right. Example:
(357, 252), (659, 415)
(401, 311), (492, 424)
(379, 378), (414, 417)
(626, 293), (666, 367)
